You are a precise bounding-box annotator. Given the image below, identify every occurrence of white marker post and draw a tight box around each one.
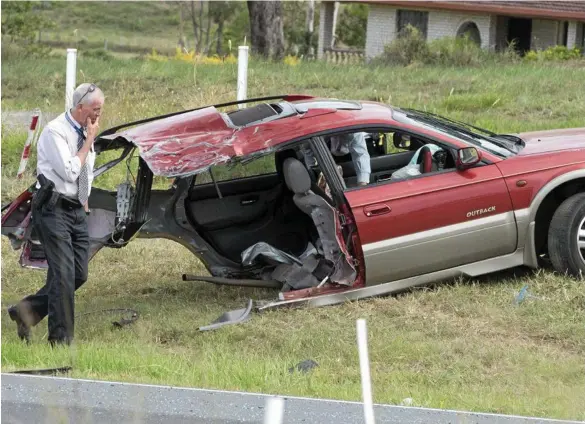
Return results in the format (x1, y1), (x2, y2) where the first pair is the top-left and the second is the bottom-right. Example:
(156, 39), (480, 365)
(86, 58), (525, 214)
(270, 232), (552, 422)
(65, 48), (77, 111)
(357, 319), (375, 424)
(263, 396), (285, 424)
(237, 45), (249, 109)
(16, 111), (41, 179)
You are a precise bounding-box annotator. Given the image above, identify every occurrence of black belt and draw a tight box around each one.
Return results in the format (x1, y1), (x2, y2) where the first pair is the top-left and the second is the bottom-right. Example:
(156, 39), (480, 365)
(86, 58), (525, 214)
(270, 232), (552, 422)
(57, 195), (83, 210)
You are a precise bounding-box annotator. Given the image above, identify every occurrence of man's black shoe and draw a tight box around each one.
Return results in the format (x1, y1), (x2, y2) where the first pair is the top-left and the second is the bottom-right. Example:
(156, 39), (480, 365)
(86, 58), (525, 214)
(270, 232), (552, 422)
(49, 337), (72, 348)
(8, 305), (31, 343)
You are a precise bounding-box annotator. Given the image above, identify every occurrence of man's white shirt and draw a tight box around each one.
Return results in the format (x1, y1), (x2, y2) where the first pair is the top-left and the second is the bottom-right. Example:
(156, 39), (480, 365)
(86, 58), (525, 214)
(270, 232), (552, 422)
(36, 110), (95, 200)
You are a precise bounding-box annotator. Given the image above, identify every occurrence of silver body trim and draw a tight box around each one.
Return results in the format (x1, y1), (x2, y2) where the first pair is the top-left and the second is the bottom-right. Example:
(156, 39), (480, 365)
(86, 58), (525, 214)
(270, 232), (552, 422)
(362, 212), (518, 285)
(258, 248), (526, 311)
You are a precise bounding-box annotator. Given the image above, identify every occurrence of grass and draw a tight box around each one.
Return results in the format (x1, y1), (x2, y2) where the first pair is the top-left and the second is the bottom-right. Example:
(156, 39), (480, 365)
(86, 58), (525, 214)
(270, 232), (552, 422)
(24, 1), (183, 54)
(2, 53), (585, 421)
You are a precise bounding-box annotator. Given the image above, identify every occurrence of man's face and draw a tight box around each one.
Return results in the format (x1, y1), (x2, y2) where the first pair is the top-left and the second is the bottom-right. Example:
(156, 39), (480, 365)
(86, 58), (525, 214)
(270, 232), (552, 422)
(78, 96), (104, 125)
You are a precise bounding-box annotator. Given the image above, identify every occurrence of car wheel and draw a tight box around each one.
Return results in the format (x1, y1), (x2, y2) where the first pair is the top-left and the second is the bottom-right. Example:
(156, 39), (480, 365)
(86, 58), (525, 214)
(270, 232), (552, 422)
(548, 192), (585, 279)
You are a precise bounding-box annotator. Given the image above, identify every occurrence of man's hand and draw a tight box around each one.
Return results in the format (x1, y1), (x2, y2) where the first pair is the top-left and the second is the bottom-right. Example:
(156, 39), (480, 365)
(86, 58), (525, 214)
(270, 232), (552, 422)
(86, 116), (100, 140)
(77, 116), (99, 166)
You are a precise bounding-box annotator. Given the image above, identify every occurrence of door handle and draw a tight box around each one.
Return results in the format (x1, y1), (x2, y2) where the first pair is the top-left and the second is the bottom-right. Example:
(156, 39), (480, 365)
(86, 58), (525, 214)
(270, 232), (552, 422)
(241, 195), (259, 205)
(364, 204), (391, 217)
(376, 173), (392, 182)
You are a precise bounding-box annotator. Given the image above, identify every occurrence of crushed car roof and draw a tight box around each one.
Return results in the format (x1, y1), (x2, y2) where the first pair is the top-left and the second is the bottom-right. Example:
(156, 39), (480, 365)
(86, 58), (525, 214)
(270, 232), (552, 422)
(98, 96), (395, 178)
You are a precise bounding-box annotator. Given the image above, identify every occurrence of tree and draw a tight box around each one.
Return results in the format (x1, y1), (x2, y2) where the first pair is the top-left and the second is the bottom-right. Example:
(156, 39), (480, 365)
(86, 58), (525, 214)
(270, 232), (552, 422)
(305, 0), (315, 55)
(209, 1), (238, 56)
(247, 0), (284, 60)
(186, 0), (205, 53)
(1, 1), (55, 50)
(336, 3), (368, 48)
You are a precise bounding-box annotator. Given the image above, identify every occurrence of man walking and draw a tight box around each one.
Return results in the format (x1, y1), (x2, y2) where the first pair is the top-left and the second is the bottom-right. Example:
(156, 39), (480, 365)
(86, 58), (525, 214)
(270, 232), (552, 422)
(8, 83), (104, 346)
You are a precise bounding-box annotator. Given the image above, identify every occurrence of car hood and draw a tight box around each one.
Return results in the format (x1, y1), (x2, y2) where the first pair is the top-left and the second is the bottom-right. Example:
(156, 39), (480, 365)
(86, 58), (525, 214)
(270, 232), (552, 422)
(516, 127), (585, 156)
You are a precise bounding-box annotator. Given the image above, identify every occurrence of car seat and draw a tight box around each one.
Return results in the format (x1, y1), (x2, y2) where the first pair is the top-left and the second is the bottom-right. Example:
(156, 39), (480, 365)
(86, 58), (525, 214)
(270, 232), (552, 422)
(281, 157), (356, 285)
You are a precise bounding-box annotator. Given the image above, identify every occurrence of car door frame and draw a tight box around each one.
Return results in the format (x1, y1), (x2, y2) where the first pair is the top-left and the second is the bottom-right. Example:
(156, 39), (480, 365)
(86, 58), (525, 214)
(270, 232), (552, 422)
(310, 124), (518, 286)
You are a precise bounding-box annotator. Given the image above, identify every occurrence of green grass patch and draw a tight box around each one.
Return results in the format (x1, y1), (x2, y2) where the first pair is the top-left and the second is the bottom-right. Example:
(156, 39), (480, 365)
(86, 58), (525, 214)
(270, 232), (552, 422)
(2, 55), (585, 420)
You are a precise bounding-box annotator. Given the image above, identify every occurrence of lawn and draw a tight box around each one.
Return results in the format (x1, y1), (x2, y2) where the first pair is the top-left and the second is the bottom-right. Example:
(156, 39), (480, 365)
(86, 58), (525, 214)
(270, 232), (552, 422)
(2, 53), (585, 421)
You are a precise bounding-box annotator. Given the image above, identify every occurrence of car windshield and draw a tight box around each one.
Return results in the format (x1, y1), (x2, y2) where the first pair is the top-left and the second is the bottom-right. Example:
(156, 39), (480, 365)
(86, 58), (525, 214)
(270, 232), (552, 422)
(392, 108), (524, 158)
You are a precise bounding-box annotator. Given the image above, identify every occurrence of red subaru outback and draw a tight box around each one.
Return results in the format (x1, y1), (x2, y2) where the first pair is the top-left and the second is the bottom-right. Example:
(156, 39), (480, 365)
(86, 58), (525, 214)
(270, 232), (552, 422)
(3, 95), (584, 312)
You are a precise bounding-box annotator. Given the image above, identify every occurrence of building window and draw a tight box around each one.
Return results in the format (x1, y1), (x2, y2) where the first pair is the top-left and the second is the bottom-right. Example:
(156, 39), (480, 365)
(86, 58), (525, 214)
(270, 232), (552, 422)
(397, 10), (429, 38)
(559, 21), (569, 46)
(457, 21), (481, 46)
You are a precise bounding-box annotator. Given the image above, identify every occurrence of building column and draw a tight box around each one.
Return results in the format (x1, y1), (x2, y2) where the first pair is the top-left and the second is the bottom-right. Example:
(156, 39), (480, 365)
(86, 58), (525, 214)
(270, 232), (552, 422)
(567, 21), (584, 49)
(486, 15), (498, 51)
(317, 1), (335, 59)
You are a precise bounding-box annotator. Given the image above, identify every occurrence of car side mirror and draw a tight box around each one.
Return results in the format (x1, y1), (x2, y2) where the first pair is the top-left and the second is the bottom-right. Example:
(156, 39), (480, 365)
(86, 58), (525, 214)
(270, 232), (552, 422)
(456, 147), (481, 170)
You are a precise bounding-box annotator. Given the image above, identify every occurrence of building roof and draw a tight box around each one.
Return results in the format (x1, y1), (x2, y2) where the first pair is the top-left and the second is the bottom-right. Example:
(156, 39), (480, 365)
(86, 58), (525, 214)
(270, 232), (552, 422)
(357, 1), (585, 20)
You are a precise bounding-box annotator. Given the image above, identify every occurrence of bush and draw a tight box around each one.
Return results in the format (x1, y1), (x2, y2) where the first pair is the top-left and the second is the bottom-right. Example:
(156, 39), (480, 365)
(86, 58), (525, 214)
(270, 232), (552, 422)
(524, 45), (583, 61)
(377, 25), (430, 66)
(82, 48), (115, 61)
(429, 36), (487, 66)
(374, 25), (522, 67)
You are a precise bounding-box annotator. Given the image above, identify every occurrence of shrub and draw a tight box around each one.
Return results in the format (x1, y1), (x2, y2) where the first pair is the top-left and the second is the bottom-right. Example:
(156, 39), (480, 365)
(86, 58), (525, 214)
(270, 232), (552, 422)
(82, 48), (115, 61)
(524, 45), (583, 61)
(429, 36), (487, 66)
(377, 25), (430, 66)
(374, 26), (523, 67)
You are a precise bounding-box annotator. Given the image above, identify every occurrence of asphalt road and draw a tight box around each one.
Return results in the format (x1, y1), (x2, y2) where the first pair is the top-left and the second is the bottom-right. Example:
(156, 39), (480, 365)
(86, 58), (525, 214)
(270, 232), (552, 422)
(2, 374), (583, 424)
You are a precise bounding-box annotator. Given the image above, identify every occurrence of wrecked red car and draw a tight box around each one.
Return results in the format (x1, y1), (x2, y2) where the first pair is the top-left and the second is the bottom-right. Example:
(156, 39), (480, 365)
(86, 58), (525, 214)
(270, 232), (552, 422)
(3, 95), (585, 327)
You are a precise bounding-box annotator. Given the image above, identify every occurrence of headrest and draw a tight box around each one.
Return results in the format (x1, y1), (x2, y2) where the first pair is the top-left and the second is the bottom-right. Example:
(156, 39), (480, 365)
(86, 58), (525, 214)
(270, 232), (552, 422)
(282, 158), (311, 194)
(275, 149), (298, 178)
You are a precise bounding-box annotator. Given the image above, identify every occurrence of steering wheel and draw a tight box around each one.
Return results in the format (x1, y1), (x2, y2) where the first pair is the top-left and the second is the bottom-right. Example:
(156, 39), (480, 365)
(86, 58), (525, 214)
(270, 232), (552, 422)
(417, 145), (433, 174)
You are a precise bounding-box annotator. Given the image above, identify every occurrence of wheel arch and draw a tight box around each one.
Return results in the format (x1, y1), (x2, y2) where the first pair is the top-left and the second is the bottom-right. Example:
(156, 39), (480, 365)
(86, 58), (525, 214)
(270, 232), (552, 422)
(528, 169), (585, 261)
(528, 170), (585, 222)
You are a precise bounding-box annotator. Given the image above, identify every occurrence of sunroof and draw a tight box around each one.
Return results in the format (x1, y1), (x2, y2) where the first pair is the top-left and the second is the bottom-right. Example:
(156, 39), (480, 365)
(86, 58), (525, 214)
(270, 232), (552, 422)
(227, 104), (279, 127)
(293, 100), (362, 112)
(224, 102), (297, 128)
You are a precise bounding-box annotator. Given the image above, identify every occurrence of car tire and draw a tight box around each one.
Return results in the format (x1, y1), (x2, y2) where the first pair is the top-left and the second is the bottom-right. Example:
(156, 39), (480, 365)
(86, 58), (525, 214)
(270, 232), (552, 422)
(548, 192), (585, 279)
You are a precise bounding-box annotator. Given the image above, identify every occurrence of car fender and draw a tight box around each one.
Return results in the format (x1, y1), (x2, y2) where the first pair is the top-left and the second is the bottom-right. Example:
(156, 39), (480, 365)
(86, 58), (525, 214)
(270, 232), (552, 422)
(521, 168), (585, 268)
(527, 168), (585, 223)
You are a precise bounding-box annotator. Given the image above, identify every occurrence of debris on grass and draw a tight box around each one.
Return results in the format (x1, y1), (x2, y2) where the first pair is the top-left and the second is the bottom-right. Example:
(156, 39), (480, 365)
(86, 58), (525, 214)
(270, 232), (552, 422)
(514, 285), (542, 305)
(289, 359), (319, 374)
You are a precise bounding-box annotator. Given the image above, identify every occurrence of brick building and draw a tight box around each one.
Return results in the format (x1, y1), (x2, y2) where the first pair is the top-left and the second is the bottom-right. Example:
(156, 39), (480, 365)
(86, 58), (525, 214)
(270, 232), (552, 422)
(318, 1), (585, 60)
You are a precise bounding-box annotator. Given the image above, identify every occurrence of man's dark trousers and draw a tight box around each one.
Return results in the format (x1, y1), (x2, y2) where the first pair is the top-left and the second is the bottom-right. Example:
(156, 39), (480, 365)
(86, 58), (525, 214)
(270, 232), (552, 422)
(18, 196), (89, 344)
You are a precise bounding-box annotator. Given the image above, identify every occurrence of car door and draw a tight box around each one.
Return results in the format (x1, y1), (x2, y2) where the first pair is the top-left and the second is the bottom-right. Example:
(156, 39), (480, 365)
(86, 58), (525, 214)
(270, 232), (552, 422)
(343, 161), (517, 285)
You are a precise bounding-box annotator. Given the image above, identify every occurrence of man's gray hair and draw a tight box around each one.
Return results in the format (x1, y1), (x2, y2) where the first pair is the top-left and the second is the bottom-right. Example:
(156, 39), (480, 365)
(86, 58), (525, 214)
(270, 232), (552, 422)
(72, 83), (104, 106)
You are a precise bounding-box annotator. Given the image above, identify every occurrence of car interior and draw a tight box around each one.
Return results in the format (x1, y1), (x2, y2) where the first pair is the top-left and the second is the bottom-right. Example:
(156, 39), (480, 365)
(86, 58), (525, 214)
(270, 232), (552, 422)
(185, 141), (358, 288)
(331, 131), (457, 187)
(184, 131), (457, 267)
(186, 144), (324, 264)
